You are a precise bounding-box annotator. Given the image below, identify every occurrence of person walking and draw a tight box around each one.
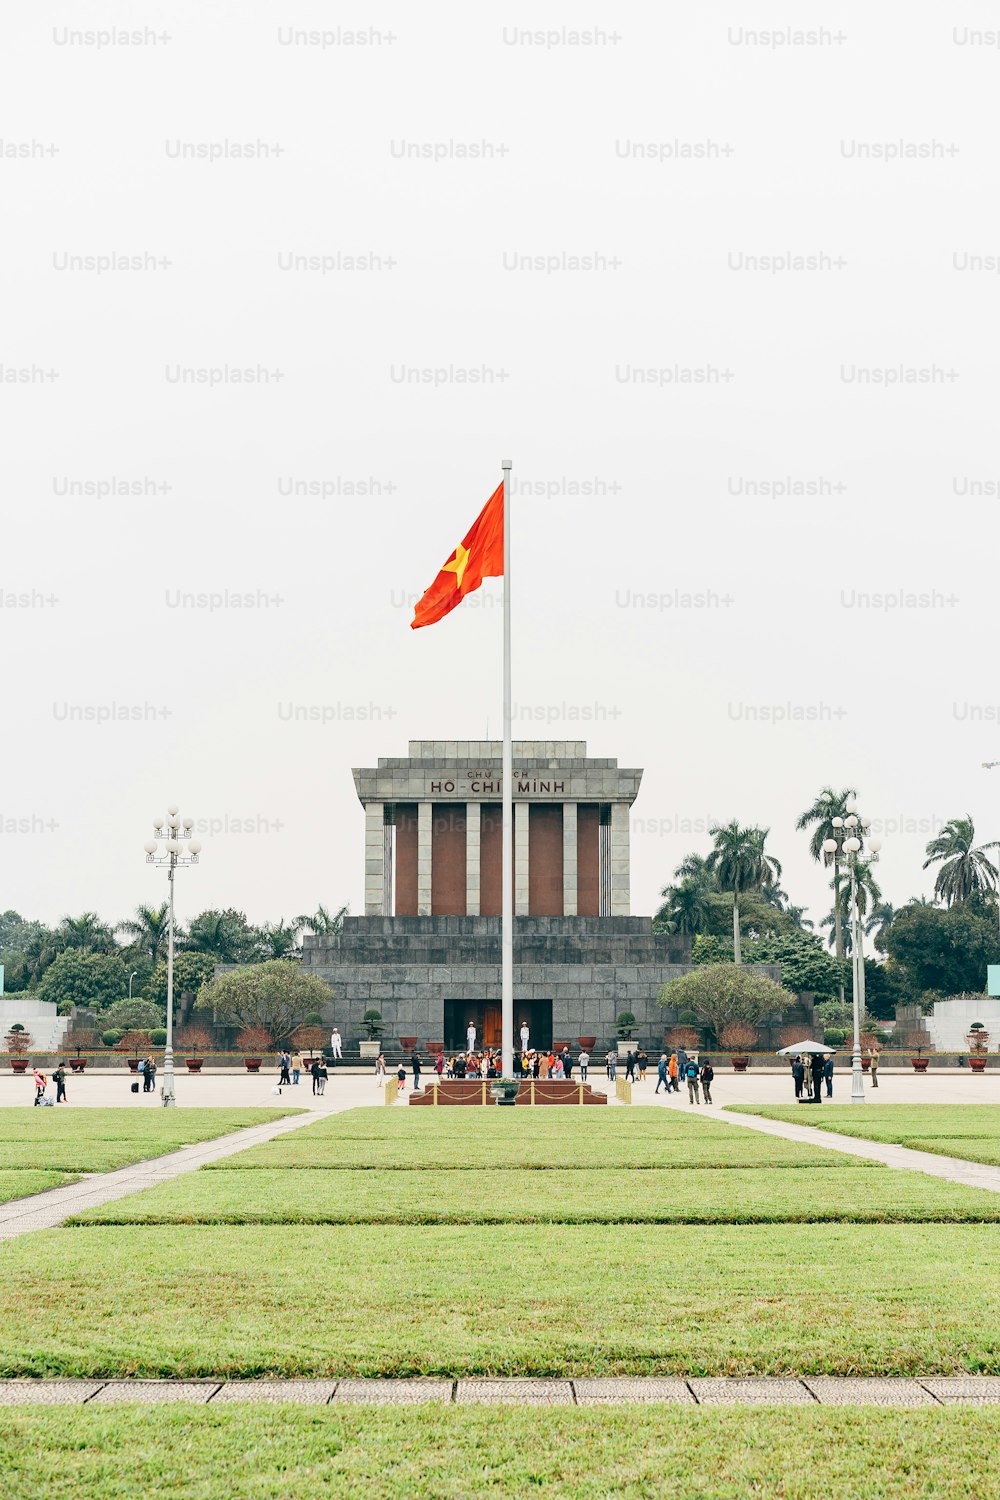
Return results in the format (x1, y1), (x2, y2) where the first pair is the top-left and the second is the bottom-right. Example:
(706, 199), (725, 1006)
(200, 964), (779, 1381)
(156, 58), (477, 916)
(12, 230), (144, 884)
(625, 1050), (636, 1082)
(53, 1063), (67, 1104)
(700, 1058), (714, 1104)
(374, 1053), (386, 1085)
(810, 1052), (825, 1103)
(291, 1052), (303, 1086)
(676, 1046), (688, 1086)
(434, 1052), (445, 1085)
(869, 1047), (879, 1088)
(578, 1049), (590, 1081)
(311, 1058), (322, 1095)
(655, 1053), (669, 1094)
(792, 1056), (805, 1100)
(330, 1028), (342, 1061)
(411, 1049), (422, 1091)
(823, 1054), (834, 1098)
(32, 1067), (46, 1105)
(278, 1052), (291, 1086)
(685, 1057), (701, 1103)
(668, 1052), (679, 1092)
(396, 1062), (407, 1095)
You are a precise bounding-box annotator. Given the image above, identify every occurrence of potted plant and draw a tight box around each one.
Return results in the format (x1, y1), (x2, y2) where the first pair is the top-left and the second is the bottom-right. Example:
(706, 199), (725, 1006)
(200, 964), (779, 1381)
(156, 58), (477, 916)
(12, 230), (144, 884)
(859, 1031), (879, 1072)
(616, 1012), (637, 1045)
(665, 1026), (701, 1052)
(399, 1035), (418, 1051)
(291, 1024), (328, 1068)
(720, 1022), (758, 1072)
(236, 1026), (272, 1073)
(117, 1030), (151, 1071)
(577, 1035), (597, 1050)
(967, 1024), (990, 1072)
(178, 1024), (212, 1072)
(360, 1010), (384, 1059)
(69, 1030), (98, 1072)
(426, 1041), (444, 1055)
(5, 1026), (31, 1073)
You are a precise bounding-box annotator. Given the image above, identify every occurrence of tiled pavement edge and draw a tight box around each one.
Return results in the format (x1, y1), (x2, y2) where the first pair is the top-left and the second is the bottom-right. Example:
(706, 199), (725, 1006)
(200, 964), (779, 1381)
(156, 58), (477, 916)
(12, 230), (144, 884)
(693, 1101), (1000, 1196)
(0, 1110), (325, 1240)
(0, 1378), (998, 1405)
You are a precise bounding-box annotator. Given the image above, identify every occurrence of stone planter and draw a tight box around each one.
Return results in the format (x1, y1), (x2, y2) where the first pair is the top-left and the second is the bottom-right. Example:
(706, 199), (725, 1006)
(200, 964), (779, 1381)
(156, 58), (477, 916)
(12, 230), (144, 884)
(243, 1058), (262, 1073)
(970, 1056), (988, 1072)
(860, 1056), (871, 1072)
(185, 1058), (204, 1073)
(730, 1055), (750, 1072)
(69, 1058), (88, 1074)
(126, 1059), (140, 1073)
(578, 1036), (597, 1050)
(426, 1042), (444, 1055)
(911, 1057), (930, 1072)
(399, 1036), (418, 1050)
(9, 1058), (29, 1073)
(359, 1040), (381, 1059)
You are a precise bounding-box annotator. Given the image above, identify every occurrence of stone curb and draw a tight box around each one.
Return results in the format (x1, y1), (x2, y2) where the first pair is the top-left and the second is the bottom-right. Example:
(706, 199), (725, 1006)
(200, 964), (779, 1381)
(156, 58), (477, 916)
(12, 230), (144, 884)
(0, 1377), (998, 1406)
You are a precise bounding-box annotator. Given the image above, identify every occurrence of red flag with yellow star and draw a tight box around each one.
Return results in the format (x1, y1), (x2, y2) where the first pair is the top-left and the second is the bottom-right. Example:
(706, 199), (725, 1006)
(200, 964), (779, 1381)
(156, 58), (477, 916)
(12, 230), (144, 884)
(411, 482), (504, 629)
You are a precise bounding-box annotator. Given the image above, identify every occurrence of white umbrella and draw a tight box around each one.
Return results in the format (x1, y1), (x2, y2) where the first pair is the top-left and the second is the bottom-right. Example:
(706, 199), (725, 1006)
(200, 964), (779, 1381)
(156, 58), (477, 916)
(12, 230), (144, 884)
(776, 1040), (835, 1055)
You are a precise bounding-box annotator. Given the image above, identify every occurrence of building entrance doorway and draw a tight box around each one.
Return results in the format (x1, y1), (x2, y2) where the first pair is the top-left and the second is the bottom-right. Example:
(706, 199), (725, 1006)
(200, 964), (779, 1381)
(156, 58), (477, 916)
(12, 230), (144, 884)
(444, 999), (552, 1053)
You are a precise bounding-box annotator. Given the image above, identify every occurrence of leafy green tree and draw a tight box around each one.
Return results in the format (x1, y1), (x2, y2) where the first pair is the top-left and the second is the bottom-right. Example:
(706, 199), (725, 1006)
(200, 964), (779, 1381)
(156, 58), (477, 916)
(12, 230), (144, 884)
(796, 787), (856, 962)
(197, 961), (333, 1044)
(706, 823), (782, 964)
(881, 902), (996, 998)
(116, 903), (171, 965)
(148, 952), (217, 1007)
(101, 999), (164, 1032)
(253, 921), (300, 960)
(37, 950), (128, 1010)
(692, 930), (844, 999)
(655, 878), (712, 936)
(923, 816), (999, 906)
(183, 909), (256, 963)
(659, 963), (796, 1037)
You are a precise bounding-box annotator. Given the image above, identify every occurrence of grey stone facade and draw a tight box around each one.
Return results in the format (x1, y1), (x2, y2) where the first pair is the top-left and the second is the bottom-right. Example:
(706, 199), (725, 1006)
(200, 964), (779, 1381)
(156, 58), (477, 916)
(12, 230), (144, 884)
(299, 740), (813, 1054)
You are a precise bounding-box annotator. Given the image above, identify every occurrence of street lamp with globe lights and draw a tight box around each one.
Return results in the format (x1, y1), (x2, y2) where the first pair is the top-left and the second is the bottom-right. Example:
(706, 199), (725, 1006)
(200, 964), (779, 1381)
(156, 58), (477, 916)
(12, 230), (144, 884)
(822, 797), (882, 1104)
(144, 805), (201, 1107)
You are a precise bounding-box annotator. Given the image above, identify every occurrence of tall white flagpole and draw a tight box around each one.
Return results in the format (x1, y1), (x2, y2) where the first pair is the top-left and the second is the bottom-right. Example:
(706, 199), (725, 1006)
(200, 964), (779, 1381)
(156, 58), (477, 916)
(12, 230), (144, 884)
(501, 458), (513, 1078)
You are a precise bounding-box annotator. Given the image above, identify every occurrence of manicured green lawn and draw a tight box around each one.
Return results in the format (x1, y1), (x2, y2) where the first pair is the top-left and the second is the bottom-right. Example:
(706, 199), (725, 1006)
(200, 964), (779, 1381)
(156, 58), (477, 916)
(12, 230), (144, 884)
(729, 1105), (1000, 1142)
(0, 1108), (301, 1172)
(0, 1405), (996, 1500)
(0, 1169), (77, 1201)
(4, 1222), (1000, 1376)
(906, 1139), (1000, 1166)
(217, 1133), (860, 1170)
(297, 1105), (738, 1137)
(68, 1164), (1000, 1225)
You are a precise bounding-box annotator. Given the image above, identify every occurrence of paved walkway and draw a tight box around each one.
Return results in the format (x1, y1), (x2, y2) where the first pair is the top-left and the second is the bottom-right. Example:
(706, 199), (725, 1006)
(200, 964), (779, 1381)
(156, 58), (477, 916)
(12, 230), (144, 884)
(0, 1376), (997, 1405)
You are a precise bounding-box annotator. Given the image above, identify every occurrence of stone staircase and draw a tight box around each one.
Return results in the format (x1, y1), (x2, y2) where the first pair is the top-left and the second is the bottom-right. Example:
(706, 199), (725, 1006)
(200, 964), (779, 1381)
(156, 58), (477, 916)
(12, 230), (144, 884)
(0, 998), (70, 1052)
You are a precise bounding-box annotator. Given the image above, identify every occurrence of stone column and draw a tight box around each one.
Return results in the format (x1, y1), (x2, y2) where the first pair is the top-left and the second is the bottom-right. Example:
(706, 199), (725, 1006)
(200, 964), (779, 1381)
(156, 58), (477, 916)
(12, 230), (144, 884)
(364, 803), (385, 916)
(610, 802), (630, 916)
(515, 800), (530, 916)
(417, 802), (433, 916)
(466, 801), (481, 916)
(562, 802), (578, 916)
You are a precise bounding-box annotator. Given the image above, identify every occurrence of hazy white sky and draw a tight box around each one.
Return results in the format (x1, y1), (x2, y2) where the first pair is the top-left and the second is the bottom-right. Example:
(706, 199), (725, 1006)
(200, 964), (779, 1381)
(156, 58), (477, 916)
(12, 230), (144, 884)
(2, 3), (997, 934)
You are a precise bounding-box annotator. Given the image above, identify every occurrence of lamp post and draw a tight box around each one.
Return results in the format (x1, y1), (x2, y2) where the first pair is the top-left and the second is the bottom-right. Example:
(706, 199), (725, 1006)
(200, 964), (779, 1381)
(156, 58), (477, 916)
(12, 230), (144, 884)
(144, 806), (201, 1107)
(823, 798), (882, 1104)
(128, 971), (137, 1001)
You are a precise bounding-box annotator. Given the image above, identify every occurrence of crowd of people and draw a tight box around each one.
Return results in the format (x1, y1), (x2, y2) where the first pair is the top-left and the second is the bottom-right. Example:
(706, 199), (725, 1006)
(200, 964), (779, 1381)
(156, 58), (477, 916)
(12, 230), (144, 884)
(650, 1049), (715, 1102)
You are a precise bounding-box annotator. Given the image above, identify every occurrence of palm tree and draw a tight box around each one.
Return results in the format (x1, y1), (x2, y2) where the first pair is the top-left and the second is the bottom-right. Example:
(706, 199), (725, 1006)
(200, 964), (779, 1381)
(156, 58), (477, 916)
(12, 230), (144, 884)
(706, 822), (782, 964)
(784, 904), (815, 931)
(294, 903), (349, 938)
(827, 857), (882, 947)
(57, 912), (116, 954)
(655, 879), (712, 936)
(796, 787), (857, 962)
(671, 853), (715, 890)
(864, 901), (895, 943)
(254, 921), (300, 960)
(184, 911), (244, 963)
(116, 903), (171, 965)
(922, 816), (999, 906)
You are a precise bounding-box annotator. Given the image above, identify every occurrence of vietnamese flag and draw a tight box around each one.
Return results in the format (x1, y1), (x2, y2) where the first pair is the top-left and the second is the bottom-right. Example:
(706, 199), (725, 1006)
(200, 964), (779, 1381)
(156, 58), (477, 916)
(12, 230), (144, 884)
(411, 482), (504, 628)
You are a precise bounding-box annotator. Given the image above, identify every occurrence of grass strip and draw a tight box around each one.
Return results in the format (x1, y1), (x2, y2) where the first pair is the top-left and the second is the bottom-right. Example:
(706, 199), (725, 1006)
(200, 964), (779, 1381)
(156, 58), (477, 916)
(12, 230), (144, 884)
(728, 1105), (1000, 1142)
(1, 1404), (997, 1500)
(0, 1107), (301, 1142)
(0, 1169), (77, 1201)
(3, 1222), (1000, 1377)
(67, 1164), (1000, 1226)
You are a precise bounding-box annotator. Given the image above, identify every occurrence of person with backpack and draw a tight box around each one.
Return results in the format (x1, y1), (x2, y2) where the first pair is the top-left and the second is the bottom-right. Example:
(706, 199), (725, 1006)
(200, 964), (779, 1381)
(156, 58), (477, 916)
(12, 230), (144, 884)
(655, 1054), (669, 1094)
(700, 1058), (714, 1104)
(53, 1063), (67, 1104)
(685, 1057), (701, 1103)
(396, 1062), (407, 1095)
